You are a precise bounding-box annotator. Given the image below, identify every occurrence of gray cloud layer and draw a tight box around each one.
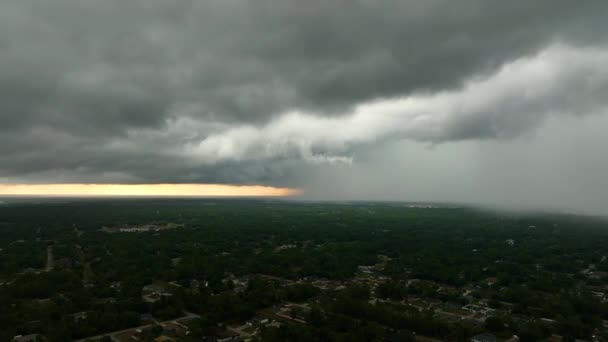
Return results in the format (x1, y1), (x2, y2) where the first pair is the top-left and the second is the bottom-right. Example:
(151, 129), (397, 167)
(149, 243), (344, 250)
(2, 0), (608, 212)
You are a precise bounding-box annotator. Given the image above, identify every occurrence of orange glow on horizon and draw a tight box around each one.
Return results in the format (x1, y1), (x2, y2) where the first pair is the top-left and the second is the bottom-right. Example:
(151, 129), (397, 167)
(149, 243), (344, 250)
(0, 183), (301, 197)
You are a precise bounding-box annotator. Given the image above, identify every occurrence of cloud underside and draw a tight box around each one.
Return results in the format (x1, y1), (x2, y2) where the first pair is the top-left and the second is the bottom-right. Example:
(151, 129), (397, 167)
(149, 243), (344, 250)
(1, 0), (608, 196)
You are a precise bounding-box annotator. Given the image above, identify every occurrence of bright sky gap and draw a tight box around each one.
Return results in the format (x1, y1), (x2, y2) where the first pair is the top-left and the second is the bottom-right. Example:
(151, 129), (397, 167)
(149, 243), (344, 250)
(0, 184), (301, 197)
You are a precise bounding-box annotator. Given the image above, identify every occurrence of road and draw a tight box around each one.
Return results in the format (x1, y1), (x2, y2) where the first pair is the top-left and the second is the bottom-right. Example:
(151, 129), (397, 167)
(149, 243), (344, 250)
(45, 245), (54, 272)
(73, 312), (200, 342)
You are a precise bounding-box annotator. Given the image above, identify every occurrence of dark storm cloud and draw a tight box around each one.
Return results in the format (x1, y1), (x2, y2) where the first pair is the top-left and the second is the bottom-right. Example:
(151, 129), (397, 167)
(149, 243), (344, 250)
(1, 0), (608, 185)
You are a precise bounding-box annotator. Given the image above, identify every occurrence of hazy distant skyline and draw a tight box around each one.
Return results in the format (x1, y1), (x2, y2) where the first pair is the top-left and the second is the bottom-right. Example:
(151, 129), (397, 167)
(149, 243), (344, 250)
(1, 1), (608, 213)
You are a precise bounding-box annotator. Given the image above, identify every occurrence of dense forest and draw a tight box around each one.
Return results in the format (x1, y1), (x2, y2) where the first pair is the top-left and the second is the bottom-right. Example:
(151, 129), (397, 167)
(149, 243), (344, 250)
(0, 198), (607, 341)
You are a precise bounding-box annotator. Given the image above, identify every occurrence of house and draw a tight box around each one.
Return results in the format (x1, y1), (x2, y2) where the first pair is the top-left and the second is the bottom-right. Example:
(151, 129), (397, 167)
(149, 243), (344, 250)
(140, 313), (155, 324)
(486, 277), (498, 286)
(275, 244), (296, 252)
(70, 311), (88, 322)
(471, 333), (497, 342)
(142, 283), (173, 303)
(216, 330), (240, 342)
(160, 321), (189, 338)
(114, 327), (148, 341)
(358, 265), (375, 274)
(110, 281), (122, 291)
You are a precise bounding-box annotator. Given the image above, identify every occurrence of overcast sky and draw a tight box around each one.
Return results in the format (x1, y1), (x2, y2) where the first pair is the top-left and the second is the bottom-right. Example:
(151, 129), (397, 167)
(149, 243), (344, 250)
(1, 1), (608, 213)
